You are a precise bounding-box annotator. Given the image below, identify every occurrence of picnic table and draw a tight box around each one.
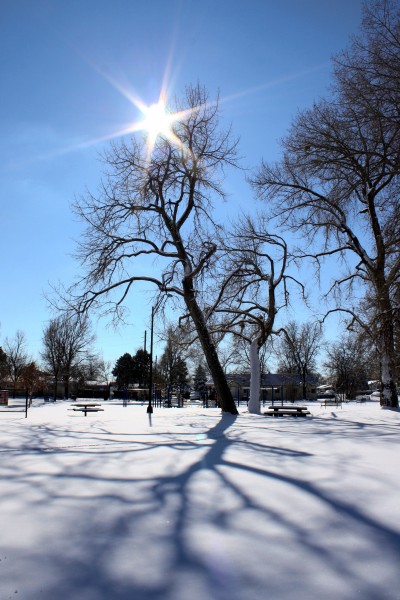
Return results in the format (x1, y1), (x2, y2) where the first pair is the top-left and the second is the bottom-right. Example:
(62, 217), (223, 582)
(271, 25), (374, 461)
(69, 402), (104, 416)
(264, 405), (311, 417)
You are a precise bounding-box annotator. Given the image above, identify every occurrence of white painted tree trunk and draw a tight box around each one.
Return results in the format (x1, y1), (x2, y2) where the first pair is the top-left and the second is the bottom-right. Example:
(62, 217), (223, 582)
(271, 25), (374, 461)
(248, 339), (261, 414)
(380, 349), (396, 406)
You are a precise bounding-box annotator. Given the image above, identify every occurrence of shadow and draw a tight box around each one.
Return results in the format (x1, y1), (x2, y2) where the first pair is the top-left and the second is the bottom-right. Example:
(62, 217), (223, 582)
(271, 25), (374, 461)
(0, 409), (399, 600)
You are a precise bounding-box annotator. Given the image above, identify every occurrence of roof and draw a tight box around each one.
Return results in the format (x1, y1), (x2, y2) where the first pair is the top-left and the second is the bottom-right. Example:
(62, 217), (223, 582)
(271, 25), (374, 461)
(225, 373), (319, 387)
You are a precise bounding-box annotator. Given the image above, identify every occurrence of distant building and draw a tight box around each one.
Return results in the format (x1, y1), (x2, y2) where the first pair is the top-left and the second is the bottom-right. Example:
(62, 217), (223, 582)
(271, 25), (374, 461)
(217, 373), (319, 402)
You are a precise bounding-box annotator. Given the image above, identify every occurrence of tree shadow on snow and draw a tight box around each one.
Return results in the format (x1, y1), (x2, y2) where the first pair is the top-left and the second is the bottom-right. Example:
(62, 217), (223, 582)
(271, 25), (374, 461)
(0, 412), (399, 600)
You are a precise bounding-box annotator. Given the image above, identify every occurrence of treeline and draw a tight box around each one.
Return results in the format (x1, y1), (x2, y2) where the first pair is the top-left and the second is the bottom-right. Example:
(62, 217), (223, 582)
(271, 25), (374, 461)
(0, 314), (385, 401)
(0, 317), (110, 399)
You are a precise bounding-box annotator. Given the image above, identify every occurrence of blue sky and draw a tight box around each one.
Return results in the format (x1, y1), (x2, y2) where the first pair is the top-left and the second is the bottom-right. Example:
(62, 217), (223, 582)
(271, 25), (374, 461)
(0, 0), (364, 366)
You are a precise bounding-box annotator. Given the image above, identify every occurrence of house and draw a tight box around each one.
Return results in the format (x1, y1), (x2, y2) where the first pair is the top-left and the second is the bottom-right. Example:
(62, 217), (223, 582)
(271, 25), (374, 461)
(223, 373), (319, 402)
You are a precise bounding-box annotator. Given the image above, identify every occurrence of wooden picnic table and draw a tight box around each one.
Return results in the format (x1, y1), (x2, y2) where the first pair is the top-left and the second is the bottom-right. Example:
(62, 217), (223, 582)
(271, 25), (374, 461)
(264, 405), (311, 417)
(69, 402), (104, 416)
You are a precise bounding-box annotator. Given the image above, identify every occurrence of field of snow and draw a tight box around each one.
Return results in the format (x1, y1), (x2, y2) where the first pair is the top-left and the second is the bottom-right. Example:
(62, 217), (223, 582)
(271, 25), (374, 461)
(0, 400), (399, 600)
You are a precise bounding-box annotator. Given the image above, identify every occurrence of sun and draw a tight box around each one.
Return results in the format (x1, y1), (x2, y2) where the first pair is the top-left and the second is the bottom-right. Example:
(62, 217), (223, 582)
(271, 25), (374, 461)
(53, 66), (198, 160)
(133, 96), (189, 159)
(141, 101), (173, 142)
(123, 93), (186, 158)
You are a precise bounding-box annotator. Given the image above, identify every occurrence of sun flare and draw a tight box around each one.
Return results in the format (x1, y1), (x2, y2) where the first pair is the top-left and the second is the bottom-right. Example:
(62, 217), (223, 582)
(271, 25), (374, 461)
(49, 55), (325, 164)
(141, 101), (173, 141)
(51, 64), (202, 161)
(132, 95), (189, 159)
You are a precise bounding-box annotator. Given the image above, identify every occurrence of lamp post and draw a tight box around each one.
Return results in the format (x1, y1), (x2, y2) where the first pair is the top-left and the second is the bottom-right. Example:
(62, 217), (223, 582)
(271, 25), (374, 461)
(148, 305), (155, 409)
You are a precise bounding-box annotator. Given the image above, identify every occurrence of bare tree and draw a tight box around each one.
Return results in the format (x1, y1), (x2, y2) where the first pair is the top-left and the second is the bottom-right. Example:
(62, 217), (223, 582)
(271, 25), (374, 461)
(0, 346), (7, 385)
(76, 354), (106, 384)
(253, 0), (400, 406)
(99, 358), (113, 386)
(395, 286), (400, 377)
(20, 362), (45, 400)
(227, 336), (272, 376)
(41, 319), (64, 399)
(276, 321), (322, 400)
(4, 331), (30, 398)
(41, 315), (95, 399)
(67, 85), (239, 414)
(158, 325), (189, 388)
(208, 215), (298, 413)
(217, 341), (249, 374)
(323, 335), (370, 399)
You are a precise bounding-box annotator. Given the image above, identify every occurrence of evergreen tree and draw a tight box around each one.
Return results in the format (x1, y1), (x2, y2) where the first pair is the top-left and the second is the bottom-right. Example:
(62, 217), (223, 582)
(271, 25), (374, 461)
(112, 353), (135, 389)
(131, 349), (151, 388)
(159, 328), (189, 388)
(112, 349), (151, 389)
(193, 363), (208, 400)
(173, 357), (189, 387)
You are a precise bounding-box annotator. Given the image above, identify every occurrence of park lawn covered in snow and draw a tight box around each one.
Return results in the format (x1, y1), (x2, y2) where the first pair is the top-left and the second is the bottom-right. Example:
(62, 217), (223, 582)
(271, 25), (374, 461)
(0, 400), (399, 600)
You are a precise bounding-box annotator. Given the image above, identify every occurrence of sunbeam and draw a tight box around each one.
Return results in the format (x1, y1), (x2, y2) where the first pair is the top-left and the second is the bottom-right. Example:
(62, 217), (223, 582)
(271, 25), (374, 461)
(37, 55), (328, 164)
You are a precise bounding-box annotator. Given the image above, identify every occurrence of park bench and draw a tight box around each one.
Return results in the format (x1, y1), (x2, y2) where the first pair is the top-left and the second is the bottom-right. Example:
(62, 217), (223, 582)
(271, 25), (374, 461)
(320, 398), (342, 408)
(264, 405), (311, 417)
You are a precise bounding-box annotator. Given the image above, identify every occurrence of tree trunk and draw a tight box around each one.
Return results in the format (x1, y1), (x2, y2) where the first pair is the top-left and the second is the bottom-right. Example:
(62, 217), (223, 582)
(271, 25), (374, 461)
(302, 368), (307, 401)
(379, 329), (398, 408)
(380, 350), (398, 407)
(184, 294), (238, 415)
(248, 339), (261, 414)
(377, 287), (398, 408)
(63, 375), (70, 400)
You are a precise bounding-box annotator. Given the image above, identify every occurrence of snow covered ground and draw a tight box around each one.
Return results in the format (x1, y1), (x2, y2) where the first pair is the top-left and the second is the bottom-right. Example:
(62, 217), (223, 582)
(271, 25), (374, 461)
(0, 400), (399, 600)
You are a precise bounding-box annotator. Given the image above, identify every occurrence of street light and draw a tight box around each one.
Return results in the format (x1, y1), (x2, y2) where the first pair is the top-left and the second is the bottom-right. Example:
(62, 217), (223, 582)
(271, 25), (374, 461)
(148, 305), (155, 410)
